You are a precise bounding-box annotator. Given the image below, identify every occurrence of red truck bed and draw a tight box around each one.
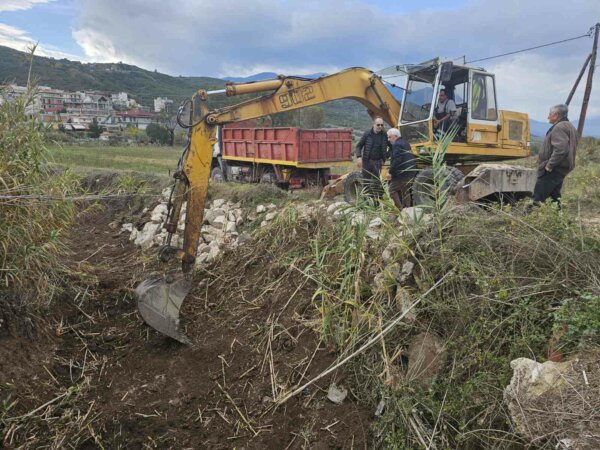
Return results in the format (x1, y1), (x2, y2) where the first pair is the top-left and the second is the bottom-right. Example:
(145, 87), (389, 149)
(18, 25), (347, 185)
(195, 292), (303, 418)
(221, 127), (353, 166)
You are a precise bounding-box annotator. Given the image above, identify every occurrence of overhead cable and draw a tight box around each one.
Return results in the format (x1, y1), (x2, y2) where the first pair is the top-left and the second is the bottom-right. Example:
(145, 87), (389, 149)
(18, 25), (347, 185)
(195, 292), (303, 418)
(466, 28), (594, 64)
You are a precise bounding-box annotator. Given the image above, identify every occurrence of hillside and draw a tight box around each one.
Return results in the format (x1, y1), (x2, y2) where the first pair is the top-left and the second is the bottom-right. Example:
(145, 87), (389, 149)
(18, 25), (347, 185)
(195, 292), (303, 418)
(0, 45), (372, 129)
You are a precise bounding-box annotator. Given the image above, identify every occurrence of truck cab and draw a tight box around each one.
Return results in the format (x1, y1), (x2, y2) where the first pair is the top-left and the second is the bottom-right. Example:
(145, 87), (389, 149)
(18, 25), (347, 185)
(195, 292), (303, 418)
(391, 58), (531, 163)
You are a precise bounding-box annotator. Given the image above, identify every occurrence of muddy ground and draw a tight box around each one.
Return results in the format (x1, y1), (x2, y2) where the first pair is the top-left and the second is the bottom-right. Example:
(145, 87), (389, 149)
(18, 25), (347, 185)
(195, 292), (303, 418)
(0, 191), (372, 449)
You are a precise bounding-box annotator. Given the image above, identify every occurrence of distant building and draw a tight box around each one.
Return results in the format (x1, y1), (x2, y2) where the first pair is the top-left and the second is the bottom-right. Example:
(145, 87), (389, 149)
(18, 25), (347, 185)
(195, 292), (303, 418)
(104, 109), (159, 131)
(154, 97), (173, 113)
(111, 92), (129, 109)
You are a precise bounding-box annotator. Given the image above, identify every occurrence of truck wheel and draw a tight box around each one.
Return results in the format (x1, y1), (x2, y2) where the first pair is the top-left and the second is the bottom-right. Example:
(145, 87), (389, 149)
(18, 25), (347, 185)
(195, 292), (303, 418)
(260, 172), (277, 184)
(343, 171), (363, 203)
(211, 167), (225, 183)
(412, 166), (464, 206)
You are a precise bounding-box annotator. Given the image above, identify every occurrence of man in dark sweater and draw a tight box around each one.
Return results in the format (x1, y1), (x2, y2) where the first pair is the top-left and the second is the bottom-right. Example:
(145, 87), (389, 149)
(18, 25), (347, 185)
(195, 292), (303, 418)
(532, 104), (579, 209)
(356, 117), (389, 198)
(387, 128), (416, 209)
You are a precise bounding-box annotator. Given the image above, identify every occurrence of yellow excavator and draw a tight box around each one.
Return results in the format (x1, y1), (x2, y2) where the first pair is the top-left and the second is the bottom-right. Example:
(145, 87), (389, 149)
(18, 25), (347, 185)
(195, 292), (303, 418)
(135, 58), (535, 343)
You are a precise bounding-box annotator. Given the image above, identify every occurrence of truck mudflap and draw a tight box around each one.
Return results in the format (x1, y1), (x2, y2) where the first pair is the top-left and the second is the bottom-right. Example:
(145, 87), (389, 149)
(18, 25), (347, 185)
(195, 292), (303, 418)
(454, 164), (536, 203)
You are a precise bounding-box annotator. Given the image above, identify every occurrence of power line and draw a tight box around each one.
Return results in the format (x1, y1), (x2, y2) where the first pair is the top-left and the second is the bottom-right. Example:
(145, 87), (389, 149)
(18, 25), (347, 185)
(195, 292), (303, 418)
(466, 28), (594, 64)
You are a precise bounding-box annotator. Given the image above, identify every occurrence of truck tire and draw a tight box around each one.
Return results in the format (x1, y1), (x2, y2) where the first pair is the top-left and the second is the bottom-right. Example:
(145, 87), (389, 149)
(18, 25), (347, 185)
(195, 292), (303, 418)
(211, 167), (225, 183)
(412, 166), (464, 206)
(343, 171), (363, 203)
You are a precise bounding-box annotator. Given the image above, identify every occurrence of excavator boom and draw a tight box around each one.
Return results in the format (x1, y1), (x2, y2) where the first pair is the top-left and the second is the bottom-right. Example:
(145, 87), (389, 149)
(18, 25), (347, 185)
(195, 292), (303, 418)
(135, 68), (401, 343)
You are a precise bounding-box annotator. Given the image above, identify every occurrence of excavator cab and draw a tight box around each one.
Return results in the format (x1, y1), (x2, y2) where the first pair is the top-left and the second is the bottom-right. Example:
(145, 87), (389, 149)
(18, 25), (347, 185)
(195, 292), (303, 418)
(394, 58), (529, 162)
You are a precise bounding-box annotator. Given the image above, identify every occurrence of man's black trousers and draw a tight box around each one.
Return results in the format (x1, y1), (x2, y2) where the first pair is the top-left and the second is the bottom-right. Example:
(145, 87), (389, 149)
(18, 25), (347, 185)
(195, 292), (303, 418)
(532, 170), (565, 205)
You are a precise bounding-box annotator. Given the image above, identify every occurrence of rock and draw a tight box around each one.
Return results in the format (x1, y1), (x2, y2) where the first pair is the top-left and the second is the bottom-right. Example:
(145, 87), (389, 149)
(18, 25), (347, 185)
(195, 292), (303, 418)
(382, 242), (401, 264)
(235, 216), (244, 227)
(366, 228), (380, 239)
(247, 211), (258, 222)
(208, 240), (220, 249)
(327, 383), (348, 404)
(399, 207), (430, 225)
(267, 203), (277, 210)
(211, 215), (226, 227)
(327, 201), (347, 215)
(395, 288), (416, 323)
(197, 243), (210, 254)
(265, 211), (277, 221)
(227, 211), (236, 222)
(374, 264), (402, 293)
(502, 356), (600, 448)
(161, 187), (172, 201)
(203, 209), (216, 225)
(208, 245), (221, 261)
(351, 212), (366, 226)
(225, 221), (237, 233)
(151, 203), (168, 223)
(399, 261), (415, 283)
(129, 228), (138, 241)
(374, 398), (386, 417)
(196, 253), (210, 265)
(134, 222), (162, 250)
(260, 220), (268, 228)
(406, 332), (445, 383)
(256, 205), (266, 213)
(369, 217), (384, 228)
(212, 198), (226, 208)
(121, 223), (134, 233)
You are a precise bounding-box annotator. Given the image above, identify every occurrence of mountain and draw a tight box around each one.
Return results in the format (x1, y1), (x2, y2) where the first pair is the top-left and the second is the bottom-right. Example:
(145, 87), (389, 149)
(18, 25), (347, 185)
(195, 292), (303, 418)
(530, 117), (600, 137)
(0, 45), (225, 108)
(0, 45), (370, 128)
(223, 72), (327, 83)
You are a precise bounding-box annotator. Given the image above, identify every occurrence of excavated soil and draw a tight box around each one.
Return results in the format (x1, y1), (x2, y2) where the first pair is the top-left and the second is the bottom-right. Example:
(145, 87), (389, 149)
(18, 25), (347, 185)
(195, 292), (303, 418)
(0, 194), (371, 449)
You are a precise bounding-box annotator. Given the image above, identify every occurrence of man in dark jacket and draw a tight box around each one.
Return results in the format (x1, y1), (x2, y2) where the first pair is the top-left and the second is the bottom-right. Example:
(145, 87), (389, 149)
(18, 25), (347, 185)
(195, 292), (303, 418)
(356, 117), (389, 198)
(532, 104), (578, 208)
(387, 128), (416, 209)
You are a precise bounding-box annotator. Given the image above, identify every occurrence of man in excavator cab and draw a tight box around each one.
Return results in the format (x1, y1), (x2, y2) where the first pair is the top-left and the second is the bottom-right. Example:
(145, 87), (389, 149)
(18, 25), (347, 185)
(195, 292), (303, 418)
(135, 59), (534, 344)
(433, 88), (457, 134)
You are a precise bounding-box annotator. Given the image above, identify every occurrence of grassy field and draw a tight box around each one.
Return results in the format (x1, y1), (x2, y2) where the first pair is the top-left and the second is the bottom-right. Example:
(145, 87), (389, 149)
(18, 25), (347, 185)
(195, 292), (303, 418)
(48, 144), (181, 175)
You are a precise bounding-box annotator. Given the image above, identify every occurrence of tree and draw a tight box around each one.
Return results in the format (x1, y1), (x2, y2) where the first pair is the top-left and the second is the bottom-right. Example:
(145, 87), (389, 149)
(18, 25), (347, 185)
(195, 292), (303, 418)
(160, 113), (177, 146)
(89, 118), (102, 138)
(146, 123), (171, 144)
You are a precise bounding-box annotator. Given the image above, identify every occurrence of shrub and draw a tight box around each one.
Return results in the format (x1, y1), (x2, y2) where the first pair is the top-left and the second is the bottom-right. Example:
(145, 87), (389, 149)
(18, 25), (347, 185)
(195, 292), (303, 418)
(0, 86), (79, 308)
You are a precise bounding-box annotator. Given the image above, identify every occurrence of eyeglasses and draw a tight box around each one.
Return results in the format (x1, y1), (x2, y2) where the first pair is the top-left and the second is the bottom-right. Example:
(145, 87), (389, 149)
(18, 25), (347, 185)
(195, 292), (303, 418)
(375, 124), (384, 127)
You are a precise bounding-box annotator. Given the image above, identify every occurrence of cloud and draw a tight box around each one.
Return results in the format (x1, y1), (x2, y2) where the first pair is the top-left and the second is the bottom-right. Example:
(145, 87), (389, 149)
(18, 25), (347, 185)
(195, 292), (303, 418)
(0, 22), (83, 60)
(0, 0), (53, 12)
(66, 0), (599, 119)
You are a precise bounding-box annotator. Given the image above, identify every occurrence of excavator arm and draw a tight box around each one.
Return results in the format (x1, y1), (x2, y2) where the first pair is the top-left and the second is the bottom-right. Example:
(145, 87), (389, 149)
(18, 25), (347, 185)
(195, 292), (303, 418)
(136, 68), (400, 343)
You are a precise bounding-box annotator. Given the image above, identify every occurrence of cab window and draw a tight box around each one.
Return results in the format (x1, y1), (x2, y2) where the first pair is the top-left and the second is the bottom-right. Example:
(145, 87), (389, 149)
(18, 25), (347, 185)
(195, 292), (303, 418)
(471, 74), (498, 121)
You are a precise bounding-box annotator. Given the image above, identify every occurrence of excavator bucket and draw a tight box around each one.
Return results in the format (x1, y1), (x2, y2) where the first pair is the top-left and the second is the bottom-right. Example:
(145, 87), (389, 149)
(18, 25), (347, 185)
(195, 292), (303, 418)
(135, 274), (193, 345)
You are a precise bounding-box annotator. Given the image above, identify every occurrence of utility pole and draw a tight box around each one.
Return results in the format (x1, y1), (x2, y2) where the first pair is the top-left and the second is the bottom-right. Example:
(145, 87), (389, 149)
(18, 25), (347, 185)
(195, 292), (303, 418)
(566, 53), (591, 105)
(578, 23), (599, 136)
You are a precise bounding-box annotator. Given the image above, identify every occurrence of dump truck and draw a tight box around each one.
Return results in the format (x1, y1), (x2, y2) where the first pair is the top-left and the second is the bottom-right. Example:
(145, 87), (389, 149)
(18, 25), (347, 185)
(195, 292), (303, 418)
(135, 58), (537, 344)
(211, 126), (353, 188)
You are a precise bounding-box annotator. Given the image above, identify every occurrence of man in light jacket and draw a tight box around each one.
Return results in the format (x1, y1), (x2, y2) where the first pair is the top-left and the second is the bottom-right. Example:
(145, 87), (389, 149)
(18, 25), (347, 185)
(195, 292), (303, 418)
(532, 104), (578, 208)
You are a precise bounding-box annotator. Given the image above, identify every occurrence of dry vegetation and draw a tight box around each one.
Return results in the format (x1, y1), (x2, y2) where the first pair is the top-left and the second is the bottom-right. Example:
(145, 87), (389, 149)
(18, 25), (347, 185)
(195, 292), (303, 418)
(1, 87), (599, 448)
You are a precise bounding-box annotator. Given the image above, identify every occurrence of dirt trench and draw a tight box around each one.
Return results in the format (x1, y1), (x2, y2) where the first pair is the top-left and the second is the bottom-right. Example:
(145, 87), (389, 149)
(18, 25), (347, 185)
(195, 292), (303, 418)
(0, 194), (371, 449)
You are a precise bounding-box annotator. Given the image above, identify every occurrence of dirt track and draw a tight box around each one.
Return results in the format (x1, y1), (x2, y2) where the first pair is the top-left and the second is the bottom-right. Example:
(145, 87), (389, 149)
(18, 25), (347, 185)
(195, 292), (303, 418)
(0, 196), (371, 449)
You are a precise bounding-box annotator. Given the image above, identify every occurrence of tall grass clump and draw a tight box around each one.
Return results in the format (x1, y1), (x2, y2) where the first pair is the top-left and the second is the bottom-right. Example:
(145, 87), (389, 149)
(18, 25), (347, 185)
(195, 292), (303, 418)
(287, 132), (599, 448)
(0, 86), (79, 309)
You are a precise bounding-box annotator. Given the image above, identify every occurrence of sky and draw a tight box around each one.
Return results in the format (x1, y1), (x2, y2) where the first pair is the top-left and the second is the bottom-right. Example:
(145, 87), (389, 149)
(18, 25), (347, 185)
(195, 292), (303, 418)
(0, 0), (599, 120)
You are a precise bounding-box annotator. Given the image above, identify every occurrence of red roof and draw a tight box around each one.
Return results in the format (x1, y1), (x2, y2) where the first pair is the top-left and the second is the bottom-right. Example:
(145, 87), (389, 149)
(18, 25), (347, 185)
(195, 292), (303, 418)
(117, 109), (157, 118)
